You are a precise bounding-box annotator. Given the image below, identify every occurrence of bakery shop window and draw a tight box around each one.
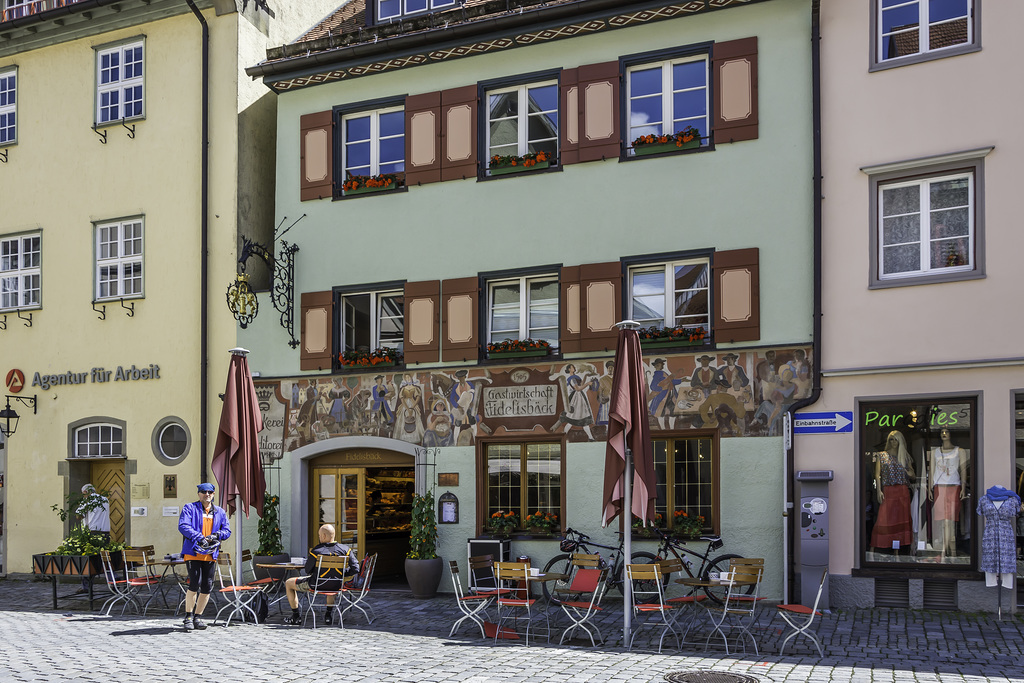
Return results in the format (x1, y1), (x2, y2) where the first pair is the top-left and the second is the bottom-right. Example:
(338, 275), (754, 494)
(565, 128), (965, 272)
(860, 397), (976, 567)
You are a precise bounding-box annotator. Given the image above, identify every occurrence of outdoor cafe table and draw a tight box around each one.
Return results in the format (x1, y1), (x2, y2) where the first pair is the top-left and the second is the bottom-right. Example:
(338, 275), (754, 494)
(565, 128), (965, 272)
(256, 562), (305, 610)
(152, 558), (187, 611)
(494, 572), (568, 641)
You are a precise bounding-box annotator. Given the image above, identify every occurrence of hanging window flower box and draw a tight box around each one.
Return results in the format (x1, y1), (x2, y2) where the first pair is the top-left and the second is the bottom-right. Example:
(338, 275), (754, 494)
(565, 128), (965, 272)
(486, 338), (552, 359)
(632, 126), (702, 156)
(488, 150), (552, 176)
(338, 347), (403, 368)
(342, 172), (403, 196)
(638, 325), (708, 348)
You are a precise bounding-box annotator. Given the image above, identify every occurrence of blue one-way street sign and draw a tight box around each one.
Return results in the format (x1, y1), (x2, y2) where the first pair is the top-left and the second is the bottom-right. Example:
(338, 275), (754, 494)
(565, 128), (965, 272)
(793, 411), (854, 434)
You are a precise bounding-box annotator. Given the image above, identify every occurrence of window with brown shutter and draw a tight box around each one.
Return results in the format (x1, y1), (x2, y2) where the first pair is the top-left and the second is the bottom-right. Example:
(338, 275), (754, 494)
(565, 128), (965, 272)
(405, 92), (441, 186)
(404, 280), (441, 364)
(300, 111), (334, 201)
(578, 262), (622, 352)
(712, 248), (760, 343)
(440, 85), (478, 181)
(624, 252), (712, 343)
(559, 68), (579, 166)
(575, 62), (621, 163)
(559, 265), (581, 354)
(441, 277), (479, 362)
(300, 291), (334, 371)
(711, 37), (758, 144)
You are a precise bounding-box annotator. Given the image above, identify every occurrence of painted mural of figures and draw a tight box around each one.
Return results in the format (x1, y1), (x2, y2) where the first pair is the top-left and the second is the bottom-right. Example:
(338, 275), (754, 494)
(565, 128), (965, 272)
(371, 374), (395, 428)
(787, 349), (813, 399)
(550, 363), (596, 439)
(423, 397), (454, 447)
(393, 374), (426, 443)
(296, 385), (322, 446)
(689, 354), (718, 399)
(715, 353), (749, 392)
(442, 369), (491, 446)
(324, 378), (351, 432)
(751, 359), (785, 436)
(648, 358), (682, 429)
(596, 360), (615, 426)
(698, 393), (746, 437)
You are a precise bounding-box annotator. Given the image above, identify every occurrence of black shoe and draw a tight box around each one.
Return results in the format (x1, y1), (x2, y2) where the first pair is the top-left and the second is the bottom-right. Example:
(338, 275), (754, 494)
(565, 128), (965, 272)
(285, 613), (303, 626)
(323, 610), (333, 625)
(183, 616), (195, 632)
(192, 616), (208, 630)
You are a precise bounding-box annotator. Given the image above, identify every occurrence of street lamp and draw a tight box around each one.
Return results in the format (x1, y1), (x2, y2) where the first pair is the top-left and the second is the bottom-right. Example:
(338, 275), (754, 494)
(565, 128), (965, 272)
(1, 394), (37, 438)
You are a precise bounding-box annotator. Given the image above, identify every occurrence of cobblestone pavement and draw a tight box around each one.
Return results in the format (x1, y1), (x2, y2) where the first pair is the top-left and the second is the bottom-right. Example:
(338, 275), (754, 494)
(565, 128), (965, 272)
(1, 576), (1022, 683)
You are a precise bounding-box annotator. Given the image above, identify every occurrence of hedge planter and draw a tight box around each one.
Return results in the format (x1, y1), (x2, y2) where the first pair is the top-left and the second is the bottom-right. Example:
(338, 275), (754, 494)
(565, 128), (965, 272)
(489, 160), (550, 176)
(32, 552), (119, 609)
(633, 139), (700, 156)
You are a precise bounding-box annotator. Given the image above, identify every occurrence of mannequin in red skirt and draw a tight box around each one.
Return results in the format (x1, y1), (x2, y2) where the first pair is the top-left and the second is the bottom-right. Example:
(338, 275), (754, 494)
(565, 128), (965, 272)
(869, 430), (915, 551)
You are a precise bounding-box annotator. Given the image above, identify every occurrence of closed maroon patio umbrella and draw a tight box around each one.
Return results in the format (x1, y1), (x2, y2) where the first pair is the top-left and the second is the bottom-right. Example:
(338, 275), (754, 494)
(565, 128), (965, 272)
(211, 347), (265, 583)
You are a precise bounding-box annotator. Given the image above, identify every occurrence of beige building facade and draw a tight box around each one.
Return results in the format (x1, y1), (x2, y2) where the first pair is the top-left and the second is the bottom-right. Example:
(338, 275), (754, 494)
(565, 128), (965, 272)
(800, 0), (1022, 612)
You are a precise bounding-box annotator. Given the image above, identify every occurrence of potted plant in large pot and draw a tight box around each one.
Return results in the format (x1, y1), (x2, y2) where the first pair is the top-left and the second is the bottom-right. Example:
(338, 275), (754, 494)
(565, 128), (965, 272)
(405, 490), (443, 599)
(253, 493), (289, 581)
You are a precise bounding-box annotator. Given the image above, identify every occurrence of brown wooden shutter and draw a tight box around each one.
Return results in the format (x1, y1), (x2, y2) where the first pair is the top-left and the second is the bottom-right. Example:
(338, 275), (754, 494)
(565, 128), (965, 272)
(403, 280), (441, 364)
(578, 261), (621, 352)
(559, 68), (580, 166)
(441, 277), (479, 362)
(300, 111), (334, 201)
(405, 92), (441, 186)
(300, 290), (334, 371)
(440, 85), (478, 181)
(713, 248), (760, 343)
(559, 265), (581, 353)
(712, 37), (758, 144)
(576, 61), (621, 163)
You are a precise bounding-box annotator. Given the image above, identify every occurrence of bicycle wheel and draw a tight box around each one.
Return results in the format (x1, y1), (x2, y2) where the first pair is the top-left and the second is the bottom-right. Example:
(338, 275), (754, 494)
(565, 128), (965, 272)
(624, 551), (661, 604)
(541, 554), (573, 604)
(700, 553), (755, 604)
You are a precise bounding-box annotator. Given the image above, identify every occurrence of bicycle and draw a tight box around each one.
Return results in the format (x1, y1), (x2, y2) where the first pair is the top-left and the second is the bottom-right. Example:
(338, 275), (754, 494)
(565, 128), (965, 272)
(647, 526), (753, 604)
(541, 527), (661, 604)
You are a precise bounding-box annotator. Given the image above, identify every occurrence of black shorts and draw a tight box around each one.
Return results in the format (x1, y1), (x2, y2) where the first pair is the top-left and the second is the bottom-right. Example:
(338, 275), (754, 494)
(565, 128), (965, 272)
(185, 559), (216, 595)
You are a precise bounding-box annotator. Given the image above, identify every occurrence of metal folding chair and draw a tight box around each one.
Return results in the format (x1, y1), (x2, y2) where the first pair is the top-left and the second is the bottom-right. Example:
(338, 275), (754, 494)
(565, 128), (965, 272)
(339, 553), (377, 626)
(703, 560), (765, 655)
(302, 553), (352, 629)
(213, 553), (263, 626)
(447, 560), (493, 638)
(552, 553), (601, 604)
(626, 562), (681, 653)
(558, 566), (608, 646)
(775, 568), (828, 657)
(468, 554), (505, 597)
(493, 561), (547, 645)
(98, 550), (132, 616)
(121, 548), (162, 615)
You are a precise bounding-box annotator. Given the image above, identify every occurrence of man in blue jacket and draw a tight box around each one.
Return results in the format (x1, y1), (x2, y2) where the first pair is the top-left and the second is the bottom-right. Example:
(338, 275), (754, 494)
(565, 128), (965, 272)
(178, 482), (231, 631)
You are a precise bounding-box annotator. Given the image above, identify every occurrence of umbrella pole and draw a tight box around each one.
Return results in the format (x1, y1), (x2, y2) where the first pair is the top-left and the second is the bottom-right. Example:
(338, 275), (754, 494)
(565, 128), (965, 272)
(235, 494), (243, 586)
(623, 447), (632, 645)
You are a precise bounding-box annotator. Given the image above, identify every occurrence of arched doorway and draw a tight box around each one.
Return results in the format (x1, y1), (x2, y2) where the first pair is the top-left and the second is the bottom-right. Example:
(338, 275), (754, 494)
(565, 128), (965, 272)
(309, 448), (414, 579)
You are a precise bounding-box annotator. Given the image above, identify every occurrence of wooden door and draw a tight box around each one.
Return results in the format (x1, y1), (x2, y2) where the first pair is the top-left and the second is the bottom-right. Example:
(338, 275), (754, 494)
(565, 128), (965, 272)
(90, 460), (125, 543)
(311, 467), (364, 558)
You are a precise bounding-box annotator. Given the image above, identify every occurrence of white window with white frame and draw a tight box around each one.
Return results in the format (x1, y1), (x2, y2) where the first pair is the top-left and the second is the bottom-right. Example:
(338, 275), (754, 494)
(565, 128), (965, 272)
(96, 40), (144, 125)
(487, 274), (558, 348)
(877, 0), (973, 64)
(878, 171), (973, 280)
(2, 1), (32, 20)
(628, 258), (710, 333)
(95, 219), (143, 300)
(75, 423), (124, 458)
(486, 80), (558, 168)
(627, 54), (708, 152)
(341, 289), (404, 354)
(342, 106), (405, 181)
(0, 233), (40, 311)
(377, 0), (456, 21)
(0, 67), (16, 146)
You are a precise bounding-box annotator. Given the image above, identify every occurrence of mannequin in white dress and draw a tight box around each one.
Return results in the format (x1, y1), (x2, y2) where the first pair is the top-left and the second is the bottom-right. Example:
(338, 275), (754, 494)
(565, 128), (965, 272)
(927, 428), (968, 557)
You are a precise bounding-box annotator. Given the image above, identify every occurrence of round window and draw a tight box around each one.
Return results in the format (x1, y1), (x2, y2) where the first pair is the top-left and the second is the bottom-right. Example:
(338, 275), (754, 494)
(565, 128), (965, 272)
(152, 417), (191, 465)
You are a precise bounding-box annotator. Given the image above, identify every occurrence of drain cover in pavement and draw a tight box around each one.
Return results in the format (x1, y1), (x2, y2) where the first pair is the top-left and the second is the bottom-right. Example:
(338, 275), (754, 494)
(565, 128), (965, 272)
(664, 673), (760, 683)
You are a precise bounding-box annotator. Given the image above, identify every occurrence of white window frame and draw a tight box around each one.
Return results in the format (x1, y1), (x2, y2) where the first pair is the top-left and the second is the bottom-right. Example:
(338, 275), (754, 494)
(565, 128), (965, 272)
(0, 66), (16, 146)
(95, 39), (145, 125)
(875, 0), (974, 65)
(341, 105), (405, 181)
(877, 171), (974, 281)
(2, 1), (32, 20)
(486, 274), (559, 347)
(378, 0), (456, 21)
(485, 80), (558, 167)
(95, 219), (144, 301)
(626, 54), (709, 154)
(74, 423), (124, 458)
(627, 257), (711, 332)
(340, 289), (405, 354)
(0, 232), (40, 311)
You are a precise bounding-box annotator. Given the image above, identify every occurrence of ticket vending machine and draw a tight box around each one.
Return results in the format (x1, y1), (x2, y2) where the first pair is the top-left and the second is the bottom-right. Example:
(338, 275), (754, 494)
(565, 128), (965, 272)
(796, 470), (833, 608)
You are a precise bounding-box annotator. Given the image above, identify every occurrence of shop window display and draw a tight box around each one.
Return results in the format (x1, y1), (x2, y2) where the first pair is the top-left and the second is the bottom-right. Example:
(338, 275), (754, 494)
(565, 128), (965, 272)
(861, 399), (975, 566)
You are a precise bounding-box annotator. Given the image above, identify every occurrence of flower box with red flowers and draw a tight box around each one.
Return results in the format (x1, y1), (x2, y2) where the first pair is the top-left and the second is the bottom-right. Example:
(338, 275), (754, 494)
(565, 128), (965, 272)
(632, 126), (702, 156)
(486, 338), (552, 359)
(638, 325), (708, 348)
(488, 150), (552, 175)
(338, 347), (403, 368)
(342, 172), (403, 196)
(673, 509), (706, 539)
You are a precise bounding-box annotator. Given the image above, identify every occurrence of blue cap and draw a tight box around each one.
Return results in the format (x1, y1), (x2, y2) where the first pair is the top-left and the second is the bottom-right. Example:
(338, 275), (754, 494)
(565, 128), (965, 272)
(197, 483), (215, 493)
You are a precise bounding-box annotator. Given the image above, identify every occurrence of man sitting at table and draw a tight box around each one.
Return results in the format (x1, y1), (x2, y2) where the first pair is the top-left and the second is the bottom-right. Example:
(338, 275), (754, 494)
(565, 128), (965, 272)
(283, 524), (359, 625)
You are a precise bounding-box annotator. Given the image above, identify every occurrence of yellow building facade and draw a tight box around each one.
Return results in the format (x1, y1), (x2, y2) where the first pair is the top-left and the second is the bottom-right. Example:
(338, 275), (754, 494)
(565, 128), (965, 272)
(0, 0), (336, 574)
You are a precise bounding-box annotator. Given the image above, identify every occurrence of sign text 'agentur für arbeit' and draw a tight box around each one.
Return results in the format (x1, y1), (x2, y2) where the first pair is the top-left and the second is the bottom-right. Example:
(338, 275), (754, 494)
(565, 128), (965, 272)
(32, 365), (162, 390)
